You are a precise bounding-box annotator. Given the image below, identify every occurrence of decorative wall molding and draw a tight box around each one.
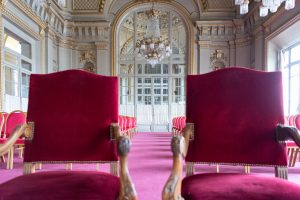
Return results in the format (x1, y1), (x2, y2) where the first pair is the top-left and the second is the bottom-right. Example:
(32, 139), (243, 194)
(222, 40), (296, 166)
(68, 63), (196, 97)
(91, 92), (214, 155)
(99, 0), (106, 13)
(197, 21), (235, 40)
(3, 8), (41, 40)
(10, 0), (47, 30)
(95, 41), (109, 50)
(73, 23), (110, 41)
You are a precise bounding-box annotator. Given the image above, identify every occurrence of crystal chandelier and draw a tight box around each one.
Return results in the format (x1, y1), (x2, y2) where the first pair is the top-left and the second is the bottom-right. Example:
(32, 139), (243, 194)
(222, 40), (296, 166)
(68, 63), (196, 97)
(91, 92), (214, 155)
(135, 7), (172, 66)
(235, 0), (295, 17)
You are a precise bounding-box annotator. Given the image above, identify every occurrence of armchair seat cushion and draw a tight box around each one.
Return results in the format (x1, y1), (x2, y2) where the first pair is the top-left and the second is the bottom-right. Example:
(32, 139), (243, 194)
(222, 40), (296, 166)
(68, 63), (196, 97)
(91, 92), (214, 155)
(0, 171), (120, 200)
(182, 173), (300, 200)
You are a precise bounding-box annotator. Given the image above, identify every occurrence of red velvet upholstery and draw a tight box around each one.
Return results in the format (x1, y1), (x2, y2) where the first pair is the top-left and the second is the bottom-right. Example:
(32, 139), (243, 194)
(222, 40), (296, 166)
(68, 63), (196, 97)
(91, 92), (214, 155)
(0, 171), (120, 200)
(186, 67), (287, 166)
(182, 173), (300, 200)
(295, 114), (300, 130)
(24, 70), (119, 162)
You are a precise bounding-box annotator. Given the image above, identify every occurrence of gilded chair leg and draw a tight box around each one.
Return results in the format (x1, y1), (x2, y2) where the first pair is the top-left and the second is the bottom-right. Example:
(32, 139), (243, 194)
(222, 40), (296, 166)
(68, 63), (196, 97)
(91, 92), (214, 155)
(24, 163), (35, 174)
(7, 146), (14, 170)
(0, 155), (5, 162)
(275, 166), (288, 179)
(292, 149), (299, 167)
(18, 145), (24, 158)
(35, 163), (42, 170)
(186, 163), (194, 177)
(289, 148), (295, 167)
(244, 166), (250, 173)
(110, 162), (119, 176)
(65, 163), (72, 170)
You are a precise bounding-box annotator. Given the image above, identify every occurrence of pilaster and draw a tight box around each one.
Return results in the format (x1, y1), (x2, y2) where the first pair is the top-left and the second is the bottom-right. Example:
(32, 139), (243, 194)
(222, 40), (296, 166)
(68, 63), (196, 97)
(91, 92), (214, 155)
(95, 41), (110, 76)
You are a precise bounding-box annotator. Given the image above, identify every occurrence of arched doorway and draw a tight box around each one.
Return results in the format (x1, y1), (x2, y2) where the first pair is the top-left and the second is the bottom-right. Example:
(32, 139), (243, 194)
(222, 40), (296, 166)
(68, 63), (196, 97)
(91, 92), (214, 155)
(117, 5), (188, 132)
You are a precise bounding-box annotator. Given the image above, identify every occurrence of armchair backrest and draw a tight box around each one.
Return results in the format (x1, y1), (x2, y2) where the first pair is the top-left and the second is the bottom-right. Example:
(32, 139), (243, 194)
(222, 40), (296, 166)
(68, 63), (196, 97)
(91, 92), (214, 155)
(24, 70), (119, 163)
(186, 67), (287, 167)
(4, 111), (26, 138)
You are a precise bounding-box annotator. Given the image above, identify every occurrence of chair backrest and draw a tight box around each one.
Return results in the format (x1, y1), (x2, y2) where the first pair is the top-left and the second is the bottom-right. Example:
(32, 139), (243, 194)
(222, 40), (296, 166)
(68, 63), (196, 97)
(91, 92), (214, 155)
(288, 115), (295, 126)
(4, 111), (26, 138)
(24, 70), (119, 163)
(186, 67), (287, 167)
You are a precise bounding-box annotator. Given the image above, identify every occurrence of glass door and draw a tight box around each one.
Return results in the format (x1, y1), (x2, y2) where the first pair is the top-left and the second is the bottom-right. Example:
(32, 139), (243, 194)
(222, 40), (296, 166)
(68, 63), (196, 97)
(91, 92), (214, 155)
(136, 77), (153, 131)
(136, 76), (169, 132)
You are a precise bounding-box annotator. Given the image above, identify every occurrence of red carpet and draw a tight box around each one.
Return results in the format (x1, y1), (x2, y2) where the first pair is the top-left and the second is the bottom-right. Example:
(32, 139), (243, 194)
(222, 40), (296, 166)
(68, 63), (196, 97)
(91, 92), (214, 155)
(1, 132), (300, 200)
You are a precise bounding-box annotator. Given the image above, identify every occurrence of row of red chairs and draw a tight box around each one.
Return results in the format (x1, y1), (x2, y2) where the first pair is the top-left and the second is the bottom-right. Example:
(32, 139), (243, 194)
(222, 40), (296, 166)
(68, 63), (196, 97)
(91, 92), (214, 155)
(172, 116), (186, 136)
(0, 110), (27, 169)
(285, 114), (300, 167)
(286, 114), (300, 129)
(118, 115), (137, 139)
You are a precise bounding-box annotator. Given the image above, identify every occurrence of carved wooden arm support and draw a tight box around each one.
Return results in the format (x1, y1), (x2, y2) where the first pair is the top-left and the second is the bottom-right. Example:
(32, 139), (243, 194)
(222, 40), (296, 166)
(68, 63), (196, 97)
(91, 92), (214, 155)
(0, 123), (32, 155)
(276, 124), (300, 147)
(162, 124), (194, 200)
(111, 124), (137, 200)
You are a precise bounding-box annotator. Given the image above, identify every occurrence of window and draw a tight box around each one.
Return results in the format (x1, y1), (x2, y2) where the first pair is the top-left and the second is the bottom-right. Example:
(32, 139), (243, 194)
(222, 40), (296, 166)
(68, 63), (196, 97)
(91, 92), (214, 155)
(118, 8), (187, 130)
(4, 31), (33, 112)
(281, 42), (300, 115)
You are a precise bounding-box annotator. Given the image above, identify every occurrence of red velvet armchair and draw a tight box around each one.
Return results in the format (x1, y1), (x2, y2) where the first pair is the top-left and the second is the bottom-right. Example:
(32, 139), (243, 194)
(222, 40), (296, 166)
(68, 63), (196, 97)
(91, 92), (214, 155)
(163, 67), (300, 200)
(0, 70), (137, 200)
(0, 110), (26, 169)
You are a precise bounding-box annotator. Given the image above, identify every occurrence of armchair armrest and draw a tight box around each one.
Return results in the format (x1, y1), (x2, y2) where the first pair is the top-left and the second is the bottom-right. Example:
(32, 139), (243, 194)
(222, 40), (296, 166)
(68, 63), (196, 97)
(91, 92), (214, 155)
(0, 124), (30, 155)
(111, 124), (137, 200)
(276, 124), (300, 147)
(162, 124), (193, 200)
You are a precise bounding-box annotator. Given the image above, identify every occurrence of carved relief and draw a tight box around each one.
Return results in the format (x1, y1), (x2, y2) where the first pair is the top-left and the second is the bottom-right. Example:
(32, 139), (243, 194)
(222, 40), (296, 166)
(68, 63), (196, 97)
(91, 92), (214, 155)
(210, 49), (227, 71)
(83, 62), (96, 73)
(80, 51), (96, 63)
(80, 51), (97, 73)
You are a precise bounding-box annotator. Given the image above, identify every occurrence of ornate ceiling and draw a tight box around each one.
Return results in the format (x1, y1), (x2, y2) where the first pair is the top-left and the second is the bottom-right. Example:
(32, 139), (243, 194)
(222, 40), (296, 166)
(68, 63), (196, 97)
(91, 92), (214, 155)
(54, 0), (238, 22)
(69, 0), (106, 13)
(69, 0), (237, 16)
(199, 0), (235, 11)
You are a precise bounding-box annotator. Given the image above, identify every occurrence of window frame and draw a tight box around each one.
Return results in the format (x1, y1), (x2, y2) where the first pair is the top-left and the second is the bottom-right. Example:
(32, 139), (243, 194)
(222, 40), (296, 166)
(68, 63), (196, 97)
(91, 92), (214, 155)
(281, 41), (300, 115)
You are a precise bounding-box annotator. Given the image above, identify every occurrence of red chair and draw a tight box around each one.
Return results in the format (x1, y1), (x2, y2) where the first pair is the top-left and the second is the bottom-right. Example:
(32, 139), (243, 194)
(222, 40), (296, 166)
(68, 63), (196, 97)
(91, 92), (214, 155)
(0, 110), (26, 169)
(295, 114), (300, 130)
(0, 112), (7, 163)
(0, 70), (137, 200)
(285, 114), (300, 167)
(288, 115), (296, 126)
(163, 67), (300, 200)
